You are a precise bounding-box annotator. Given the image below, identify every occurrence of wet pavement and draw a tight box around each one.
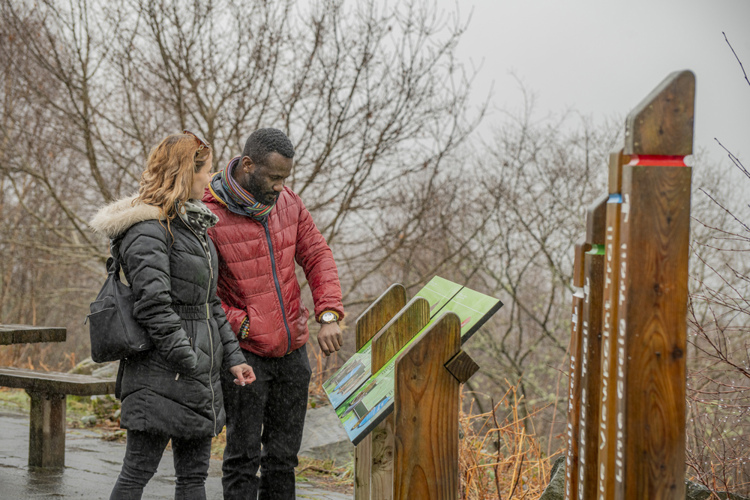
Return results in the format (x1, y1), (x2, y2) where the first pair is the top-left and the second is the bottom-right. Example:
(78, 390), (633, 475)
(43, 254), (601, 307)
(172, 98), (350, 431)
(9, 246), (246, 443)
(0, 408), (352, 499)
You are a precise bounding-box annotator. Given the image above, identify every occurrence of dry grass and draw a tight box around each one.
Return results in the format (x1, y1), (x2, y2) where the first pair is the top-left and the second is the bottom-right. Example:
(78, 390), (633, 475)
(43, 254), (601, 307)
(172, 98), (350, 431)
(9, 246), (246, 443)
(2, 341), (560, 497)
(459, 385), (558, 499)
(307, 340), (559, 498)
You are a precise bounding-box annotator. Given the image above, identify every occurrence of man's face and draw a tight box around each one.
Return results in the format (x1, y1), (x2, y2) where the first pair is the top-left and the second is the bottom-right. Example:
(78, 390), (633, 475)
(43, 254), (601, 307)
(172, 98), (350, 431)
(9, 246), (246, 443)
(240, 152), (293, 205)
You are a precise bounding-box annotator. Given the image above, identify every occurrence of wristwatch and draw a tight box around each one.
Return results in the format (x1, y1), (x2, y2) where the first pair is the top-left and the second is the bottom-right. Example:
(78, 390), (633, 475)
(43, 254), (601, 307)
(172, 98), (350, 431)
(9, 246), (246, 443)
(319, 311), (339, 324)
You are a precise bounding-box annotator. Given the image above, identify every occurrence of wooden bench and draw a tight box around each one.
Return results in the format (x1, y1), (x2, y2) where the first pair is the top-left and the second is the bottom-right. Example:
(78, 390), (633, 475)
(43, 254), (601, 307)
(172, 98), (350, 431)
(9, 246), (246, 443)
(0, 367), (116, 468)
(0, 324), (66, 345)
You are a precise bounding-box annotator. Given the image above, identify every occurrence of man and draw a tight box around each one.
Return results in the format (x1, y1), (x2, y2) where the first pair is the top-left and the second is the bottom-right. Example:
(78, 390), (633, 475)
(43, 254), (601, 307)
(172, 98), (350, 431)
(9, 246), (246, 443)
(203, 128), (344, 499)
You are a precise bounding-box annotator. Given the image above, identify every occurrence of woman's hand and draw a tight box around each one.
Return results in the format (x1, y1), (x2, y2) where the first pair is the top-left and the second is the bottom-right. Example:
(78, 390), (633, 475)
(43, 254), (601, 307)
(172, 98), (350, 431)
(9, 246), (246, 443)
(229, 363), (256, 386)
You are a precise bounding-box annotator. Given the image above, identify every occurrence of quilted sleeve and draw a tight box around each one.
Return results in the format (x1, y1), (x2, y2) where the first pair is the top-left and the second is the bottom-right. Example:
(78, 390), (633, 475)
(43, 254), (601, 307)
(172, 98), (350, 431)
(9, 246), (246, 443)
(293, 194), (344, 321)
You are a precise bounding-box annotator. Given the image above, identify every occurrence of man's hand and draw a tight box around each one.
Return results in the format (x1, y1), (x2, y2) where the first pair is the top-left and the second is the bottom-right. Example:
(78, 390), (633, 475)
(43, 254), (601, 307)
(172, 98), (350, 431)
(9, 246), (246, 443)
(318, 322), (342, 356)
(229, 363), (256, 386)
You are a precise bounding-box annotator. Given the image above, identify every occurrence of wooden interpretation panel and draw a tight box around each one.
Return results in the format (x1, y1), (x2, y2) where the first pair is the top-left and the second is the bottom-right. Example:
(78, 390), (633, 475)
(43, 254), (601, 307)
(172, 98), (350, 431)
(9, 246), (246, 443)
(393, 312), (461, 500)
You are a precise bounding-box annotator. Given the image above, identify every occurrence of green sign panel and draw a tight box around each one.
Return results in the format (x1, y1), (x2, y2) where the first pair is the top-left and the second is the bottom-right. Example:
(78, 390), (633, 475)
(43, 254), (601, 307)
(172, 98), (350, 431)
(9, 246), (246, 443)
(323, 276), (462, 409)
(324, 277), (502, 445)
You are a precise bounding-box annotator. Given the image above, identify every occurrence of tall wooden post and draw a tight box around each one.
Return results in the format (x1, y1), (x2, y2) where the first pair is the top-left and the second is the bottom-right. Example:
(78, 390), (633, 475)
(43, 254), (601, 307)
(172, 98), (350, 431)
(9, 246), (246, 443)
(393, 312), (462, 500)
(614, 70), (694, 499)
(565, 241), (588, 500)
(577, 195), (607, 499)
(596, 150), (628, 500)
(565, 69), (694, 500)
(369, 297), (431, 499)
(354, 284), (407, 499)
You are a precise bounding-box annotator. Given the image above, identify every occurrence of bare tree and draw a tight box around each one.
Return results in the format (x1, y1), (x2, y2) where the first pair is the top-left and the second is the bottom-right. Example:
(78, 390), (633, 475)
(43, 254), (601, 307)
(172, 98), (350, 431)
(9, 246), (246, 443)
(0, 0), (483, 366)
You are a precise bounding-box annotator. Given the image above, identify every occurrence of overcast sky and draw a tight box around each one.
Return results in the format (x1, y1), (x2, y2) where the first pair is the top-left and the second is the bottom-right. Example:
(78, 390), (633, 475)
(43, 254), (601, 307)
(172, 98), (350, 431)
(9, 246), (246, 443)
(443, 0), (750, 161)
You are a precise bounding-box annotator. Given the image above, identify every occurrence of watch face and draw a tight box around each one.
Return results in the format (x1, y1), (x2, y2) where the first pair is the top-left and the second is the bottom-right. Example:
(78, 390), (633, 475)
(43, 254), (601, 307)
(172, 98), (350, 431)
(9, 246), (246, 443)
(321, 312), (336, 323)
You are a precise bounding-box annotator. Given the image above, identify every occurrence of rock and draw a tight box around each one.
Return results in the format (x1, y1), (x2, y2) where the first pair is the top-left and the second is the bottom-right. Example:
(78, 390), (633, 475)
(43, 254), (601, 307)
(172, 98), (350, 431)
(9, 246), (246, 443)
(70, 357), (119, 378)
(685, 479), (750, 500)
(69, 357), (106, 375)
(81, 415), (97, 427)
(539, 456), (565, 500)
(92, 361), (119, 379)
(685, 480), (750, 500)
(686, 480), (713, 500)
(299, 405), (353, 465)
(538, 467), (749, 500)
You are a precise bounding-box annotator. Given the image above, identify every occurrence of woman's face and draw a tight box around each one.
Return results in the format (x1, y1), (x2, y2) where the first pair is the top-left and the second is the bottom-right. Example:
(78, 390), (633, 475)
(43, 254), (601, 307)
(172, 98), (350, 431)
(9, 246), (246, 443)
(190, 155), (213, 200)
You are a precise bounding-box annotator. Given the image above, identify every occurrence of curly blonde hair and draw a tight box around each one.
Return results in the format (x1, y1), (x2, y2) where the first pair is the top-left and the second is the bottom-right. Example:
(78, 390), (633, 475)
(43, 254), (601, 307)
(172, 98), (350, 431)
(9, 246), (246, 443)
(138, 133), (212, 221)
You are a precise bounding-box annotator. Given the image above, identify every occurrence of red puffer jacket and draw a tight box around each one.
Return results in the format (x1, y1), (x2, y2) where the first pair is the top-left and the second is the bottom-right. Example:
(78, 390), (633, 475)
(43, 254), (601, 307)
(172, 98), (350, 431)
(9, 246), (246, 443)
(203, 175), (344, 358)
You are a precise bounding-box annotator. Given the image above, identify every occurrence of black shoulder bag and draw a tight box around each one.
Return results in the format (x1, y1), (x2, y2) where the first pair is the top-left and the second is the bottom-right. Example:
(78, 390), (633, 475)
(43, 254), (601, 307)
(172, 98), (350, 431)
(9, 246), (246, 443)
(87, 246), (153, 363)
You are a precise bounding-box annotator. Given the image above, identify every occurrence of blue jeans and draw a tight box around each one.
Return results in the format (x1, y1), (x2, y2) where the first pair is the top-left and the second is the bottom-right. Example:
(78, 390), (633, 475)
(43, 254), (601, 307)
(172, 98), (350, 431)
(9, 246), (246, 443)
(109, 430), (212, 500)
(221, 344), (311, 500)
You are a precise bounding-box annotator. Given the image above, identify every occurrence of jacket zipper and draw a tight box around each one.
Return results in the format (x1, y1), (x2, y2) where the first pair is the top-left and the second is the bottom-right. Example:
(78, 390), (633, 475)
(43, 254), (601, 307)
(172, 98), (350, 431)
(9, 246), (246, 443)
(184, 221), (219, 436)
(262, 218), (293, 354)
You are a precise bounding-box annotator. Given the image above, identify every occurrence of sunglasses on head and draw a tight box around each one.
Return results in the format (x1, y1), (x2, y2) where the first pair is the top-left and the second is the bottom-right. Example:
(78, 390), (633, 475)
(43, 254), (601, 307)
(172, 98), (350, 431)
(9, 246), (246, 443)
(183, 129), (210, 152)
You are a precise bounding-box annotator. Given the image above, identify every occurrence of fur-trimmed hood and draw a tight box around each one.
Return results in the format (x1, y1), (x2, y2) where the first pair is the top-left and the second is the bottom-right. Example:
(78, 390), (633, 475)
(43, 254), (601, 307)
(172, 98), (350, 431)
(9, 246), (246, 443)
(89, 195), (163, 239)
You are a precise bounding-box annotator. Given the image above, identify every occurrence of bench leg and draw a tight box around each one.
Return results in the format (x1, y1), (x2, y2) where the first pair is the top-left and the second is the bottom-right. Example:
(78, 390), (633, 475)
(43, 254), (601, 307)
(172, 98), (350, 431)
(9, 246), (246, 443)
(26, 391), (66, 468)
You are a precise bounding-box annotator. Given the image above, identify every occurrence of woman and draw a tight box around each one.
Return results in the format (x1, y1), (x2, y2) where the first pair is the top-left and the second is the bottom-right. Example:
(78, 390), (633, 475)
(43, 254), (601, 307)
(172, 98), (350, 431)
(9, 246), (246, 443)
(90, 131), (255, 500)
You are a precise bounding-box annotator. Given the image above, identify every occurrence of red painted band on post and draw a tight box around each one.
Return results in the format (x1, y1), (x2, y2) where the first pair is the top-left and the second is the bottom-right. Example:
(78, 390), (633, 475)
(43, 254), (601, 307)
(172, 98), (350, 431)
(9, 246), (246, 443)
(627, 155), (686, 167)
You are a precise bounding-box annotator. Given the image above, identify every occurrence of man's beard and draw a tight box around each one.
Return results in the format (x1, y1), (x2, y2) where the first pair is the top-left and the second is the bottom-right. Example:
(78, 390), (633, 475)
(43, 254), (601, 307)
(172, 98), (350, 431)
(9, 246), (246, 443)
(245, 173), (278, 206)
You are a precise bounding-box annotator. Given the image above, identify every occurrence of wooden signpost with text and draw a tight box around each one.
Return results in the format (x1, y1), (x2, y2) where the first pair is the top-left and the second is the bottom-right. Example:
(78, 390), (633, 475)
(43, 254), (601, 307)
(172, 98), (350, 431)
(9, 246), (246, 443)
(564, 70), (695, 500)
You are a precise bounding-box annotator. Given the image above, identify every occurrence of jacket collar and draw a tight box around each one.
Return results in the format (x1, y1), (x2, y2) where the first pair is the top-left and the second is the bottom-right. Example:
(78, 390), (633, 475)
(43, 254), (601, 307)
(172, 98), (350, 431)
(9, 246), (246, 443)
(206, 166), (259, 219)
(89, 195), (163, 239)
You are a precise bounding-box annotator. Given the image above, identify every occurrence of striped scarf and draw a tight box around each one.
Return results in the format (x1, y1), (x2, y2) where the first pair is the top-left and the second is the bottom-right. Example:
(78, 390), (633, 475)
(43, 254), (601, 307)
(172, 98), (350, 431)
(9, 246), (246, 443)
(221, 157), (274, 220)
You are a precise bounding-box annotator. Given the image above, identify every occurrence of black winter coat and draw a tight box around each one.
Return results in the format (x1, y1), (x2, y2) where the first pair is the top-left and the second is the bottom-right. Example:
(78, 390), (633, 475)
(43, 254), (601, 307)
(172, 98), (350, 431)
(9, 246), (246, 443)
(90, 197), (246, 439)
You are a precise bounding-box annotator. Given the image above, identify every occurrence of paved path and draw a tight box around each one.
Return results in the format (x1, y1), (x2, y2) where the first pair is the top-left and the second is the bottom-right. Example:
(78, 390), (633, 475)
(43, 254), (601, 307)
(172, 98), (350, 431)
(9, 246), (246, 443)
(0, 408), (352, 499)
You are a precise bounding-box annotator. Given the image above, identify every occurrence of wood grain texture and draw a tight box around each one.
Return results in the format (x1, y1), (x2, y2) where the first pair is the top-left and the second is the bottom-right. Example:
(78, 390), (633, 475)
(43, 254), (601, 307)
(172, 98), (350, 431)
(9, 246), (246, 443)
(369, 296), (431, 500)
(0, 324), (66, 345)
(393, 312), (461, 500)
(565, 294), (584, 500)
(444, 350), (479, 384)
(355, 284), (408, 350)
(596, 152), (625, 500)
(586, 195), (608, 244)
(607, 150), (628, 195)
(572, 240), (591, 288)
(354, 283), (407, 500)
(370, 416), (395, 499)
(624, 71), (695, 156)
(0, 367), (116, 396)
(28, 391), (66, 468)
(577, 196), (606, 500)
(371, 297), (431, 371)
(565, 242), (588, 500)
(618, 165), (691, 500)
(355, 439), (372, 499)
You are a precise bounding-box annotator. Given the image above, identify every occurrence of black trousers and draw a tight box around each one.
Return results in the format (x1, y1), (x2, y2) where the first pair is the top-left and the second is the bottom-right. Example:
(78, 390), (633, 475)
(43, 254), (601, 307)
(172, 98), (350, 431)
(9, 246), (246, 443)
(221, 344), (311, 500)
(109, 430), (212, 500)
